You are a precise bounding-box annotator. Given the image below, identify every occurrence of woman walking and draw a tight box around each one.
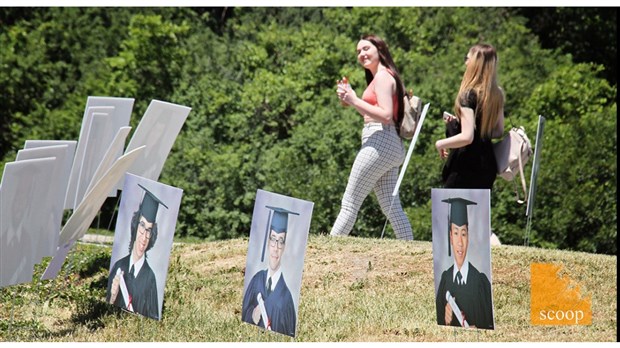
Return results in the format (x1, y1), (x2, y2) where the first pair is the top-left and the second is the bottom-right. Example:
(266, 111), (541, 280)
(435, 43), (505, 189)
(330, 34), (413, 240)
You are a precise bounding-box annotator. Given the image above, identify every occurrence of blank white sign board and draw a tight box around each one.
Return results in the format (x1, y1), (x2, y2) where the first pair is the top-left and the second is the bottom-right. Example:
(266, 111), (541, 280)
(86, 126), (132, 197)
(66, 106), (114, 209)
(41, 145), (146, 280)
(66, 96), (134, 209)
(59, 145), (146, 246)
(16, 145), (70, 258)
(24, 140), (77, 209)
(123, 100), (191, 185)
(75, 112), (116, 205)
(1, 157), (56, 288)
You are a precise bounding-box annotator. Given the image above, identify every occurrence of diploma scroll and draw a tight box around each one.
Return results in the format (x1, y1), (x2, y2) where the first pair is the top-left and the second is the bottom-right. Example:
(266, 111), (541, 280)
(116, 268), (134, 312)
(256, 293), (271, 330)
(446, 291), (469, 328)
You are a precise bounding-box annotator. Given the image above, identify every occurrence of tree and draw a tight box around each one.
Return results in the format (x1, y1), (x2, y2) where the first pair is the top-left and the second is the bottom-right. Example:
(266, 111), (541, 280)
(1, 8), (615, 254)
(515, 7), (617, 85)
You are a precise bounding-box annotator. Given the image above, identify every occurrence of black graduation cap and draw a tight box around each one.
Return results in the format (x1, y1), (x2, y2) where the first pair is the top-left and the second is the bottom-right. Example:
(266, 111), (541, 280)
(260, 205), (300, 262)
(137, 183), (169, 223)
(442, 197), (477, 257)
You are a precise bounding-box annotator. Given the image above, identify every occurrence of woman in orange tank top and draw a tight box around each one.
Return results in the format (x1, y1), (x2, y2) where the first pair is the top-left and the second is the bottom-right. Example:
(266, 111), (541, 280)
(331, 34), (413, 240)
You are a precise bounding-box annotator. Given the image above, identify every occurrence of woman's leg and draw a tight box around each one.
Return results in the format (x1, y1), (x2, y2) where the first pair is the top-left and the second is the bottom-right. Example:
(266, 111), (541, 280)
(373, 166), (414, 240)
(330, 145), (385, 236)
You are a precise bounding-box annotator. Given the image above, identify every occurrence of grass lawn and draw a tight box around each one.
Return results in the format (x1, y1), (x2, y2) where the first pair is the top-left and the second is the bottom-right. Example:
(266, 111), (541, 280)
(0, 234), (616, 342)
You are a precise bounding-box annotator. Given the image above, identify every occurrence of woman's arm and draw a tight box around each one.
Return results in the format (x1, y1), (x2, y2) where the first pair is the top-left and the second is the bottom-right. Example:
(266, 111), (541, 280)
(435, 106), (475, 159)
(339, 70), (395, 123)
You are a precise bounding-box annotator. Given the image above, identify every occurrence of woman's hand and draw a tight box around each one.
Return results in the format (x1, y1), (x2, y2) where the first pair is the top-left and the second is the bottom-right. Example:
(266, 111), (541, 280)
(443, 111), (457, 124)
(435, 106), (474, 159)
(337, 81), (357, 106)
(435, 140), (449, 159)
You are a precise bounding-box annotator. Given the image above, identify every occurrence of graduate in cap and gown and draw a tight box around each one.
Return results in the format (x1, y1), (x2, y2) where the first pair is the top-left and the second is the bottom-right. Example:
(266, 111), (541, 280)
(435, 197), (494, 329)
(242, 206), (299, 337)
(107, 184), (168, 320)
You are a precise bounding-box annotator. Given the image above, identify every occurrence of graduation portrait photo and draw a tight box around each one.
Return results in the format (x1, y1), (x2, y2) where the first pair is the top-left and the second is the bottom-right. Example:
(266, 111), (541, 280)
(106, 173), (183, 320)
(431, 188), (495, 330)
(241, 189), (314, 338)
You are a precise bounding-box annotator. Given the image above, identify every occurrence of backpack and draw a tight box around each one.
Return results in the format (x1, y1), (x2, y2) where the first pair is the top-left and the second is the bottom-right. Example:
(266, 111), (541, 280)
(399, 90), (422, 139)
(493, 126), (533, 203)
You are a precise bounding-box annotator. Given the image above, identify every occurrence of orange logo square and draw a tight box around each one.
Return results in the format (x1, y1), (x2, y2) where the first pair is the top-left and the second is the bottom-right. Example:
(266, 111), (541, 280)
(530, 263), (592, 325)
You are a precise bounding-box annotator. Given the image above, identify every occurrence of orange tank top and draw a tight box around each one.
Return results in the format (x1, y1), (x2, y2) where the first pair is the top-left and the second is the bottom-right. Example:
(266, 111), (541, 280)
(361, 69), (399, 122)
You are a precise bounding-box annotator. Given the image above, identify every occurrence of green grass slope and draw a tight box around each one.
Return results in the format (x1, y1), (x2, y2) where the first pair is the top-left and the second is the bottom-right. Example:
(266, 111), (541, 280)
(0, 235), (616, 342)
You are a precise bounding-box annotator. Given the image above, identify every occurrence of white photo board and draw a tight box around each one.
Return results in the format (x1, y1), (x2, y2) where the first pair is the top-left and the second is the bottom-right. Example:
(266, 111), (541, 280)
(431, 188), (495, 330)
(106, 173), (183, 320)
(241, 189), (314, 337)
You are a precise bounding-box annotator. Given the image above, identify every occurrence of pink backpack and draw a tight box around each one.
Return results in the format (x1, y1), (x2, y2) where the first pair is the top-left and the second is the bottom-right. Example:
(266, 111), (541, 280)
(493, 126), (533, 203)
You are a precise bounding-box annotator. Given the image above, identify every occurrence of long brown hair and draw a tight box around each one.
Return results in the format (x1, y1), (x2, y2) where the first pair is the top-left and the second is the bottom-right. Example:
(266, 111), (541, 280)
(360, 34), (405, 125)
(454, 43), (504, 138)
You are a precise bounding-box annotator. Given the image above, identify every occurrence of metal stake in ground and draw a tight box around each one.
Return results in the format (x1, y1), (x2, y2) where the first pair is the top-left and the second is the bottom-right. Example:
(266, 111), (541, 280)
(524, 115), (545, 247)
(107, 193), (122, 231)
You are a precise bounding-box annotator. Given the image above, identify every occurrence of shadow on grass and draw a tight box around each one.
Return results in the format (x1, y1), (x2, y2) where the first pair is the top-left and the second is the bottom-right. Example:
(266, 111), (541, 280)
(76, 250), (112, 279)
(71, 297), (117, 331)
(37, 299), (123, 340)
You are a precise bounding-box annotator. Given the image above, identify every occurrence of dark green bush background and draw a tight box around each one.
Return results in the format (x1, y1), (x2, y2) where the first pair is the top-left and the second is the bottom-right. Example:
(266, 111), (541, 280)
(1, 8), (616, 254)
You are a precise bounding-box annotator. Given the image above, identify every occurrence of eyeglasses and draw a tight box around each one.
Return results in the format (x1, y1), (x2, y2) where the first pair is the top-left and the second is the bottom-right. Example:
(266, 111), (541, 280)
(138, 221), (152, 238)
(269, 235), (286, 249)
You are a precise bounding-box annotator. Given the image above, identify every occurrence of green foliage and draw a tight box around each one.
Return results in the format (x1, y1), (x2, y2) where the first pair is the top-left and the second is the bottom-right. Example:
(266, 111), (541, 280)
(0, 8), (616, 254)
(522, 64), (616, 253)
(516, 7), (617, 84)
(104, 12), (191, 118)
(0, 8), (134, 161)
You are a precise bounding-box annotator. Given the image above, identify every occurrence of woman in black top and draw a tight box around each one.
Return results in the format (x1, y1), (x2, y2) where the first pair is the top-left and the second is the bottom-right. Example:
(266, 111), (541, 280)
(435, 44), (505, 189)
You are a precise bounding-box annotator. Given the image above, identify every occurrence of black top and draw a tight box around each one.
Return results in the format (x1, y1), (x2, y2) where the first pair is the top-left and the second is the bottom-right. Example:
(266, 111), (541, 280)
(107, 254), (160, 320)
(435, 262), (495, 329)
(241, 269), (297, 337)
(441, 90), (497, 189)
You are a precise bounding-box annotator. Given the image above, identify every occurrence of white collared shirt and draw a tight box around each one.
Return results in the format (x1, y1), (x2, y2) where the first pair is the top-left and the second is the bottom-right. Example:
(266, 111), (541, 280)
(266, 267), (282, 292)
(130, 254), (146, 277)
(452, 257), (470, 285)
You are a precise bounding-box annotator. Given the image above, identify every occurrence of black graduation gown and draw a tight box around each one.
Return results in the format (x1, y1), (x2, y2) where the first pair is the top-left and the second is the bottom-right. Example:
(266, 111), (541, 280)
(107, 254), (159, 320)
(241, 269), (297, 337)
(435, 263), (494, 329)
(441, 90), (497, 189)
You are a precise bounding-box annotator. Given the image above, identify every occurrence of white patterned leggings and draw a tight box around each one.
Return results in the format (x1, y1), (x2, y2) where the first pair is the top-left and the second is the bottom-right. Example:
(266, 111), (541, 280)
(330, 122), (414, 240)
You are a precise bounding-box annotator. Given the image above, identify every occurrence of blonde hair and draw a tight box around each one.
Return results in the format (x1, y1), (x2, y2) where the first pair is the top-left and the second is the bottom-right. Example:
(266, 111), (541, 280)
(454, 44), (504, 139)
